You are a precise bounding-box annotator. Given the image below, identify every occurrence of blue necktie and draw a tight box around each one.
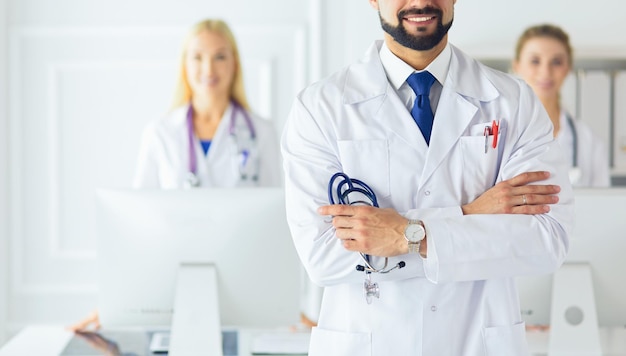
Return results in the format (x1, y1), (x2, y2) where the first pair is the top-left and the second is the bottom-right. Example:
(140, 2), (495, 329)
(406, 71), (436, 145)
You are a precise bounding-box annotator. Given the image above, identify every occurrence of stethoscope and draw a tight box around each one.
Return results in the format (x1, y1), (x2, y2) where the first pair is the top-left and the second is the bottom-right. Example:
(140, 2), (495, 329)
(185, 101), (257, 188)
(328, 172), (406, 304)
(565, 113), (581, 185)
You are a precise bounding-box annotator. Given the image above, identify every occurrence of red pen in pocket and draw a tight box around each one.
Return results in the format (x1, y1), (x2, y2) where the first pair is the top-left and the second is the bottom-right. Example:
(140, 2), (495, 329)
(491, 120), (499, 149)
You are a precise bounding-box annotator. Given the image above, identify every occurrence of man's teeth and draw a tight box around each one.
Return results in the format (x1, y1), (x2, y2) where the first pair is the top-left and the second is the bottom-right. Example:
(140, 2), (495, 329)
(407, 16), (433, 22)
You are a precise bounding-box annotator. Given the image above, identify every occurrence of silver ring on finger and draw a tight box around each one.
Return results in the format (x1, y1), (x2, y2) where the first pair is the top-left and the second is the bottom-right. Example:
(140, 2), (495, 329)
(522, 194), (527, 205)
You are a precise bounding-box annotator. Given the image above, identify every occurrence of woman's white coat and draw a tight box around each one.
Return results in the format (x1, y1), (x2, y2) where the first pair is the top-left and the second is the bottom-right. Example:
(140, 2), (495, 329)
(134, 102), (281, 188)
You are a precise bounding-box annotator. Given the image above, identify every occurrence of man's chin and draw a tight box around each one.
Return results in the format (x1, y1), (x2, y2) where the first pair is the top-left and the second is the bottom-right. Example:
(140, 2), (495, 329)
(402, 23), (436, 35)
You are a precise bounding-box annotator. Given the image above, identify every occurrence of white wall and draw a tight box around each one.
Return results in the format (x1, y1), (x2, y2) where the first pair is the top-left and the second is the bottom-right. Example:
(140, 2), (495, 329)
(453, 0), (626, 59)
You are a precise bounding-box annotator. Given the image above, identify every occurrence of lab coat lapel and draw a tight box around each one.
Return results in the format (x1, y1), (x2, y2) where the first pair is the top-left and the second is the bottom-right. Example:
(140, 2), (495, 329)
(378, 91), (426, 153)
(420, 85), (476, 184)
(343, 41), (426, 153)
(420, 45), (499, 185)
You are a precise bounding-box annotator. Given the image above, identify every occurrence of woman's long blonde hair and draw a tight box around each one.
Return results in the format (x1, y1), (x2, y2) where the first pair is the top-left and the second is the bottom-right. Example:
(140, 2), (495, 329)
(171, 19), (250, 110)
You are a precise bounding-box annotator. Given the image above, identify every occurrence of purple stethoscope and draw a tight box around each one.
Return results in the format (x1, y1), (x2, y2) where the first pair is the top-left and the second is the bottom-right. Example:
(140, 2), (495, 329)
(185, 101), (257, 187)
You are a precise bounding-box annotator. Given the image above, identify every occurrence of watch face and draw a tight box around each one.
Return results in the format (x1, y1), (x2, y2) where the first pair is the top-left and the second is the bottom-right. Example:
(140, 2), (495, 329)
(405, 223), (425, 243)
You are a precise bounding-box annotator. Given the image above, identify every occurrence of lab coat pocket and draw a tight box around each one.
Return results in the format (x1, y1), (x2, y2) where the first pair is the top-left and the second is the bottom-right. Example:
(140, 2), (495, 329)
(337, 140), (390, 198)
(308, 327), (371, 356)
(459, 134), (501, 200)
(483, 321), (529, 356)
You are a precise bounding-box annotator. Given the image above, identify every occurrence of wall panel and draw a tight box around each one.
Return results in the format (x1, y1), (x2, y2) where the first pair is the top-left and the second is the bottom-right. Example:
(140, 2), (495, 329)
(579, 71), (612, 154)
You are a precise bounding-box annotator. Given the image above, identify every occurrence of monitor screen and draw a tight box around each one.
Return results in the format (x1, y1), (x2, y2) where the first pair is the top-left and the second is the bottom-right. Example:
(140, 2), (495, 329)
(517, 187), (626, 328)
(95, 187), (301, 329)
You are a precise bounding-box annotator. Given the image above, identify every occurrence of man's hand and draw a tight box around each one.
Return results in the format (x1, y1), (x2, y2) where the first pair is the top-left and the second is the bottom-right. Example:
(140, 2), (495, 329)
(318, 171), (559, 258)
(462, 171), (560, 215)
(318, 204), (408, 257)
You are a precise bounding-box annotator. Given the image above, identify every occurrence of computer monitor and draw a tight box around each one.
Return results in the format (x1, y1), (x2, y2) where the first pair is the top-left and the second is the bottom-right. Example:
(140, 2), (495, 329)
(517, 187), (626, 354)
(95, 188), (301, 354)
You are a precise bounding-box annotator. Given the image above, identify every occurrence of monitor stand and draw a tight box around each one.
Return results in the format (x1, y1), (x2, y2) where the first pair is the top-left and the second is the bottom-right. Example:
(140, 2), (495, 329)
(548, 262), (602, 356)
(168, 263), (223, 356)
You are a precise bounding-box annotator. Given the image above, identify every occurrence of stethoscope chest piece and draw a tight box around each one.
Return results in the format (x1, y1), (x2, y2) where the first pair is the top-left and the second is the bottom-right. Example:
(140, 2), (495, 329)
(184, 172), (200, 188)
(569, 167), (582, 185)
(364, 274), (380, 305)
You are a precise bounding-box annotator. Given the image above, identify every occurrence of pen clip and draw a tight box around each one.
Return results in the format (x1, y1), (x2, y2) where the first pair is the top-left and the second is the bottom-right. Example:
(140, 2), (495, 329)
(483, 126), (491, 154)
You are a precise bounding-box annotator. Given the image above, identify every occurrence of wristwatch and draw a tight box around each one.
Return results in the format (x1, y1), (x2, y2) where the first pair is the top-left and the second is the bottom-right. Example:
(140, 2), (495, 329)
(404, 219), (426, 254)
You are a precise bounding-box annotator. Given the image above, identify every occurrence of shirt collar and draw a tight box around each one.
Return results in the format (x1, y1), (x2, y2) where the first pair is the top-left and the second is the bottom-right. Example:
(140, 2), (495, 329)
(379, 41), (451, 90)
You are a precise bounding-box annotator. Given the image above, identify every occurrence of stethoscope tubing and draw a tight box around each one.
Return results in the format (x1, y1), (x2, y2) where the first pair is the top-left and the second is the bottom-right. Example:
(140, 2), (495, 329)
(565, 113), (578, 168)
(186, 101), (256, 176)
(328, 173), (379, 208)
(327, 172), (404, 275)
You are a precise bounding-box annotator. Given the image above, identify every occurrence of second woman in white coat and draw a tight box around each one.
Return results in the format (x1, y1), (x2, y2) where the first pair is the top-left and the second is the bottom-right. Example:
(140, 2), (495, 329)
(513, 24), (611, 187)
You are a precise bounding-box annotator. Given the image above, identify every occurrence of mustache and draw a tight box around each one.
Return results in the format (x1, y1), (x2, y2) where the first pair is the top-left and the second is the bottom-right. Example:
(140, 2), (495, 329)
(398, 6), (443, 17)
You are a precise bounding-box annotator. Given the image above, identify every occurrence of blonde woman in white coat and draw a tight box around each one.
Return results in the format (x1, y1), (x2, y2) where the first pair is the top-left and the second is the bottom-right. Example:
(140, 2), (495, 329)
(513, 24), (611, 187)
(68, 19), (281, 333)
(134, 19), (281, 189)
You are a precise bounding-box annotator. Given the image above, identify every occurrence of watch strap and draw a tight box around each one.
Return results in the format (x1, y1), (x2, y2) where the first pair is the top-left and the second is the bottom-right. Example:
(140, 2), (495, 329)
(408, 240), (421, 254)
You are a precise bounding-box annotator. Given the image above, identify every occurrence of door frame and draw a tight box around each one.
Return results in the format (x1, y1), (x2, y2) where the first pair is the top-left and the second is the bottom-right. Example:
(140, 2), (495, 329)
(0, 0), (10, 344)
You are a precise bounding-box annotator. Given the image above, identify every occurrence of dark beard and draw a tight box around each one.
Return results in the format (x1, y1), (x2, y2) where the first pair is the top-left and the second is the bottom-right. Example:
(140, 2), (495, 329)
(379, 6), (453, 51)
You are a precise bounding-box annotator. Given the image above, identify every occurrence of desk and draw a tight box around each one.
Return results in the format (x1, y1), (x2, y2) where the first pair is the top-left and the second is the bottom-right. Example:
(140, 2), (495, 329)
(0, 326), (72, 356)
(527, 328), (626, 356)
(0, 325), (310, 356)
(2, 326), (626, 355)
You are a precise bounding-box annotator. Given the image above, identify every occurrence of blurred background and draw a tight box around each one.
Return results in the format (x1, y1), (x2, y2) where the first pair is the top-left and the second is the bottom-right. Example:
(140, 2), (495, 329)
(1, 0), (625, 344)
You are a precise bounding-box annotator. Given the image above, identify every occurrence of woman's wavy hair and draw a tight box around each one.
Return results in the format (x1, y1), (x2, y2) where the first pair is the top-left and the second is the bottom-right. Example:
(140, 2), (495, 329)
(515, 23), (573, 65)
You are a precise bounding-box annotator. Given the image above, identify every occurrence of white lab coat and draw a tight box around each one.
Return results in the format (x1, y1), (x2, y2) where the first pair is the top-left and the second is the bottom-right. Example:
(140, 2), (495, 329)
(281, 41), (574, 356)
(134, 102), (281, 188)
(557, 110), (611, 187)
